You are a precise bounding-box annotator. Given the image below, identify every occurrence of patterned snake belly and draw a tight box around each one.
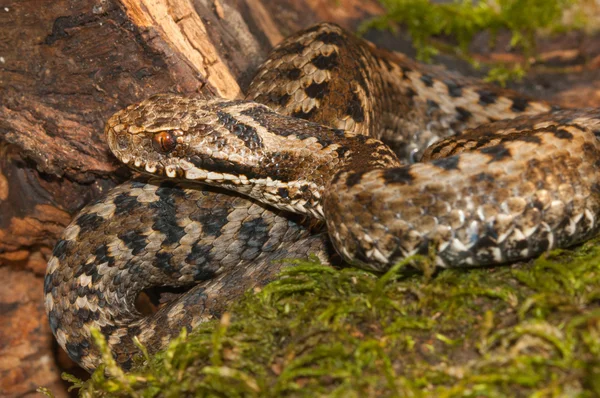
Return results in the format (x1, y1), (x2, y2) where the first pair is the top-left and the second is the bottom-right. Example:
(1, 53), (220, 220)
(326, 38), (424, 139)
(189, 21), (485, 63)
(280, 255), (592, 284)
(44, 23), (600, 372)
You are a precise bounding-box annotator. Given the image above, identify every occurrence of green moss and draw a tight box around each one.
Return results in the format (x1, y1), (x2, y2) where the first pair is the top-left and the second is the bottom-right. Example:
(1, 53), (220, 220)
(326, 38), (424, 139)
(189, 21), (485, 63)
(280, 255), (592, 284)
(362, 0), (597, 84)
(51, 239), (600, 397)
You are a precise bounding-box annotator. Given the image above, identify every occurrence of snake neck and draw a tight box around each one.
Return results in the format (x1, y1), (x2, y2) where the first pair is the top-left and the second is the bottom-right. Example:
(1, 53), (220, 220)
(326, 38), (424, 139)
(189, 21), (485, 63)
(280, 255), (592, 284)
(188, 102), (403, 219)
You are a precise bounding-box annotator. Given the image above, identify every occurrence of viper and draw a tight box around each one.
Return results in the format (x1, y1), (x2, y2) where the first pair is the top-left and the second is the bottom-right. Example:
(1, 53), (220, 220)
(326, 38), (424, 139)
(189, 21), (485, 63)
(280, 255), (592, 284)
(44, 23), (600, 372)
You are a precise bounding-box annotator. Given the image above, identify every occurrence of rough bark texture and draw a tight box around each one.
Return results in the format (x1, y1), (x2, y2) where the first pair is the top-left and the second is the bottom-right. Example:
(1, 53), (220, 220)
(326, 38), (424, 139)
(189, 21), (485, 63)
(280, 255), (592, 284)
(0, 0), (598, 396)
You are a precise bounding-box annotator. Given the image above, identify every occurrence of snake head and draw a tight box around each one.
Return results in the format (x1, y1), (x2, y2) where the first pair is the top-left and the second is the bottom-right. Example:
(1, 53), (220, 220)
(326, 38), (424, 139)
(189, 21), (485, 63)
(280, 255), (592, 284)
(105, 94), (263, 180)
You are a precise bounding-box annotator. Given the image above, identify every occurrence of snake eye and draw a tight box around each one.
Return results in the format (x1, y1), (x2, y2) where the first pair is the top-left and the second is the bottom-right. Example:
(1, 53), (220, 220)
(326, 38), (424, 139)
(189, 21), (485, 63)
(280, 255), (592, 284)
(152, 131), (177, 153)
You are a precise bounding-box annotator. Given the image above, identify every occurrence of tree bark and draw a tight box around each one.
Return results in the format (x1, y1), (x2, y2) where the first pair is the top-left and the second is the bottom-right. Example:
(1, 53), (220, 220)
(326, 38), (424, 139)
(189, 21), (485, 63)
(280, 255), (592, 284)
(1, 0), (599, 396)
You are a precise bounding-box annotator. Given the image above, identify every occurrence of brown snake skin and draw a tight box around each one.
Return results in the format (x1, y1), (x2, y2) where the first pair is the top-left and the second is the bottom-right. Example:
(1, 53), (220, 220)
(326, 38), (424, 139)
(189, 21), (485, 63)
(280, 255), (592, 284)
(45, 23), (600, 372)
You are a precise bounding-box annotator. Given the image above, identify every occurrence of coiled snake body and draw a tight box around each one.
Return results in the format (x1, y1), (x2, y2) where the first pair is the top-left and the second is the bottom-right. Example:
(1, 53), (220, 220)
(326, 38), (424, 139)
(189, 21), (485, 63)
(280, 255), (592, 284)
(45, 23), (600, 372)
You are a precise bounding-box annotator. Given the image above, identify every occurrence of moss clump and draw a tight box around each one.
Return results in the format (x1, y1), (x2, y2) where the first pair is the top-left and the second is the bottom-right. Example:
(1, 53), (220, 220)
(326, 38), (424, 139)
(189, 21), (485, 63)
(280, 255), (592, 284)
(51, 238), (600, 397)
(363, 0), (597, 84)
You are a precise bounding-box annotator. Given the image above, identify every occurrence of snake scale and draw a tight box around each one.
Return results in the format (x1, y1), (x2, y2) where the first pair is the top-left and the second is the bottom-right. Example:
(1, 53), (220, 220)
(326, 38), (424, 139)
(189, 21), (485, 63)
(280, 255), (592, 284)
(44, 23), (600, 372)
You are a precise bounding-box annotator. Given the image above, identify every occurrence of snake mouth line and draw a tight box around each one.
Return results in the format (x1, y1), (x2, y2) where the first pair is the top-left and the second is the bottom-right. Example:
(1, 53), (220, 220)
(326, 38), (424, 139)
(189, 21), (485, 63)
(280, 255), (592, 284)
(118, 155), (183, 178)
(118, 148), (327, 218)
(119, 153), (259, 188)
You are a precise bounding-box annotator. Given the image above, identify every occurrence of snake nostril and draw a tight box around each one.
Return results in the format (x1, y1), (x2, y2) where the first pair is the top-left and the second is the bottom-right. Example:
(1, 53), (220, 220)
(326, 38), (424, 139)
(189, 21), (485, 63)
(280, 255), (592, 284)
(152, 131), (177, 153)
(117, 135), (129, 151)
(409, 147), (421, 164)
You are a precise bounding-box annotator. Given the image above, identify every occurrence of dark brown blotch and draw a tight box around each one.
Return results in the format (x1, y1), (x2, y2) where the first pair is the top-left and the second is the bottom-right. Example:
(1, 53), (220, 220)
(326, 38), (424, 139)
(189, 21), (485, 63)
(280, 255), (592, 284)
(185, 242), (213, 268)
(510, 97), (529, 112)
(302, 24), (327, 35)
(582, 142), (599, 156)
(189, 155), (204, 168)
(261, 152), (304, 182)
(335, 146), (350, 158)
(401, 66), (412, 80)
(286, 67), (302, 80)
(445, 80), (462, 97)
(74, 306), (99, 323)
(240, 106), (268, 118)
(152, 251), (177, 276)
(277, 41), (305, 56)
(130, 179), (149, 189)
(118, 230), (148, 256)
(192, 261), (217, 281)
(474, 172), (495, 183)
(315, 31), (345, 45)
(76, 212), (104, 234)
(346, 92), (365, 123)
(292, 107), (318, 121)
(476, 89), (498, 105)
(432, 155), (460, 171)
(271, 92), (291, 107)
(216, 111), (263, 150)
(99, 324), (119, 337)
(381, 57), (395, 72)
(405, 87), (417, 99)
(238, 216), (273, 257)
(355, 71), (370, 97)
(553, 128), (574, 140)
(190, 206), (230, 237)
(345, 171), (367, 188)
(426, 99), (440, 115)
(480, 144), (511, 162)
(455, 106), (472, 122)
(311, 52), (339, 70)
(305, 81), (330, 99)
(51, 239), (70, 261)
(73, 244), (115, 280)
(352, 240), (372, 265)
(420, 74), (434, 87)
(65, 341), (88, 364)
(113, 193), (139, 216)
(93, 244), (114, 270)
(382, 167), (414, 185)
(47, 310), (60, 335)
(471, 235), (500, 264)
(151, 183), (187, 245)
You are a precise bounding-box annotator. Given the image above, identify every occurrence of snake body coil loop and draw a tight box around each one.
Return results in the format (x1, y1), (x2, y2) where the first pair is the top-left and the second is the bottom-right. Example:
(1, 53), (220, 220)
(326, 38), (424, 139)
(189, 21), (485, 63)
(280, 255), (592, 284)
(45, 23), (600, 372)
